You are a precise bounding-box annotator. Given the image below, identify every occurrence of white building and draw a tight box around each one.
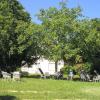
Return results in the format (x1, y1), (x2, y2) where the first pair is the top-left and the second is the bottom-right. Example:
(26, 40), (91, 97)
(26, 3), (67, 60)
(21, 58), (64, 75)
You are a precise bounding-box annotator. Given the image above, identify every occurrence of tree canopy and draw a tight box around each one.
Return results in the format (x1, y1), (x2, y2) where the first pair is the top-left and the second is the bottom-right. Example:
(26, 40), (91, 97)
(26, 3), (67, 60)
(0, 0), (41, 71)
(37, 2), (100, 72)
(0, 0), (100, 73)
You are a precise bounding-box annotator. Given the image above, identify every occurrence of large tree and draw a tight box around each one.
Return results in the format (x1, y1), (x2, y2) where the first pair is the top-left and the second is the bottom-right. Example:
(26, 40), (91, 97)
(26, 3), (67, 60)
(37, 2), (82, 71)
(0, 0), (40, 71)
(37, 2), (100, 73)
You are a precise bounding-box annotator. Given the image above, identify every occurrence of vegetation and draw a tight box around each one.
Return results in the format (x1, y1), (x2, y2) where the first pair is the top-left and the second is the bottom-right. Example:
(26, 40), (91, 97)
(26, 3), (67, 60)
(0, 1), (100, 100)
(0, 0), (100, 73)
(0, 0), (30, 69)
(0, 78), (100, 100)
(37, 2), (100, 73)
(0, 0), (41, 71)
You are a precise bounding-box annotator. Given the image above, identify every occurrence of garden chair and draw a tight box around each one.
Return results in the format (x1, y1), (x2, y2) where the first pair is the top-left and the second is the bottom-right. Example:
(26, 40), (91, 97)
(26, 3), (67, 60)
(85, 73), (91, 81)
(93, 70), (100, 82)
(45, 72), (51, 78)
(54, 71), (63, 80)
(93, 75), (100, 82)
(1, 71), (11, 80)
(12, 71), (21, 81)
(38, 68), (50, 79)
(80, 72), (87, 81)
(80, 70), (91, 82)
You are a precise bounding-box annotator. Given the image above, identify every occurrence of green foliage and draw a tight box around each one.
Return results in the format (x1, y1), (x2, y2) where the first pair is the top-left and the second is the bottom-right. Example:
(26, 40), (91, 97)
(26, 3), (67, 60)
(82, 62), (93, 73)
(61, 65), (74, 74)
(37, 2), (82, 63)
(0, 0), (41, 71)
(0, 0), (100, 73)
(37, 1), (100, 72)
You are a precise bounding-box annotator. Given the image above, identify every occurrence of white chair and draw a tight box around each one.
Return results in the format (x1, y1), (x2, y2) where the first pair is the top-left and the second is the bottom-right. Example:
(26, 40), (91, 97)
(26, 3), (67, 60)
(93, 75), (100, 82)
(1, 71), (11, 80)
(80, 73), (86, 81)
(13, 71), (21, 80)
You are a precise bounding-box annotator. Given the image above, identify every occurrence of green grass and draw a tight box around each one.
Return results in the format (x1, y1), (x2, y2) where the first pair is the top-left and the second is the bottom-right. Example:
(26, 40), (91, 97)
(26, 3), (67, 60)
(0, 78), (100, 100)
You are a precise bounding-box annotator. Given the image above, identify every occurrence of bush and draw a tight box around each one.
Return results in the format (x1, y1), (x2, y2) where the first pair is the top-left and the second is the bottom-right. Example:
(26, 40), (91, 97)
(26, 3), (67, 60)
(61, 65), (77, 75)
(82, 62), (93, 73)
(61, 65), (71, 74)
(21, 71), (29, 77)
(73, 75), (80, 81)
(27, 74), (41, 78)
(21, 72), (41, 78)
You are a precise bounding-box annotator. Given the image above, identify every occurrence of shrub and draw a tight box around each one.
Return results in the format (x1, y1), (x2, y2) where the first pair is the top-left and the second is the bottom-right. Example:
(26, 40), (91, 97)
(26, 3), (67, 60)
(27, 74), (41, 78)
(21, 71), (29, 77)
(73, 75), (80, 81)
(82, 62), (93, 73)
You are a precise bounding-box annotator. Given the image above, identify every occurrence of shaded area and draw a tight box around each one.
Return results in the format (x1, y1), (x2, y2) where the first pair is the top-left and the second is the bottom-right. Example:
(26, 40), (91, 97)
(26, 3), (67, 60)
(0, 95), (17, 100)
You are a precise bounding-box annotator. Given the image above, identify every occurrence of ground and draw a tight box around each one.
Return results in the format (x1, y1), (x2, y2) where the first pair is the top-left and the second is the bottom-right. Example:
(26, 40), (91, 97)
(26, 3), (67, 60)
(0, 78), (100, 100)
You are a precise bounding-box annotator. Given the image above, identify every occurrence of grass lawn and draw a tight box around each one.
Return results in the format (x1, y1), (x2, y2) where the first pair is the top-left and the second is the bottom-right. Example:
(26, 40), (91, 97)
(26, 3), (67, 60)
(0, 78), (100, 100)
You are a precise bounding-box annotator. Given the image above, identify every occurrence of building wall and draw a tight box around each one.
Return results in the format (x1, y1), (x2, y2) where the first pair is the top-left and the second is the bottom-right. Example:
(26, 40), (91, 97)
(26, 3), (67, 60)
(21, 58), (64, 75)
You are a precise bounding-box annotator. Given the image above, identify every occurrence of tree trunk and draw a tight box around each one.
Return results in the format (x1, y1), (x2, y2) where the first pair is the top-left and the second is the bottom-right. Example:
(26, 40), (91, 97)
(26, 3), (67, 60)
(2, 55), (6, 67)
(55, 60), (58, 72)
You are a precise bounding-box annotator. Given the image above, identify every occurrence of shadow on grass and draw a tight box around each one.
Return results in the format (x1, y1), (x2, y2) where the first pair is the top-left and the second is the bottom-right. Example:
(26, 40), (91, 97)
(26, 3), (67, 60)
(0, 95), (17, 100)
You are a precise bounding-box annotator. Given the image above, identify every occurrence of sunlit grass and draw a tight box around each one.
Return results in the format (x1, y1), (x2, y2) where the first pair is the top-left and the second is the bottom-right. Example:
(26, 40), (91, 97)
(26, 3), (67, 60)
(0, 78), (100, 100)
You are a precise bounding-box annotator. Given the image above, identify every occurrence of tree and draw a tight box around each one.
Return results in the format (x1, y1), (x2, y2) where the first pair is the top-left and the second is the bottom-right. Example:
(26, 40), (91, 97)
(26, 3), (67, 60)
(70, 18), (100, 72)
(83, 18), (100, 72)
(0, 0), (39, 71)
(37, 2), (82, 72)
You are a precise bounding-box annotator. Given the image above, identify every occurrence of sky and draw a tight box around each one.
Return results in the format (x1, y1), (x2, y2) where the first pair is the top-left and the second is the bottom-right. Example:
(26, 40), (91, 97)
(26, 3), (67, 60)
(19, 0), (100, 23)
